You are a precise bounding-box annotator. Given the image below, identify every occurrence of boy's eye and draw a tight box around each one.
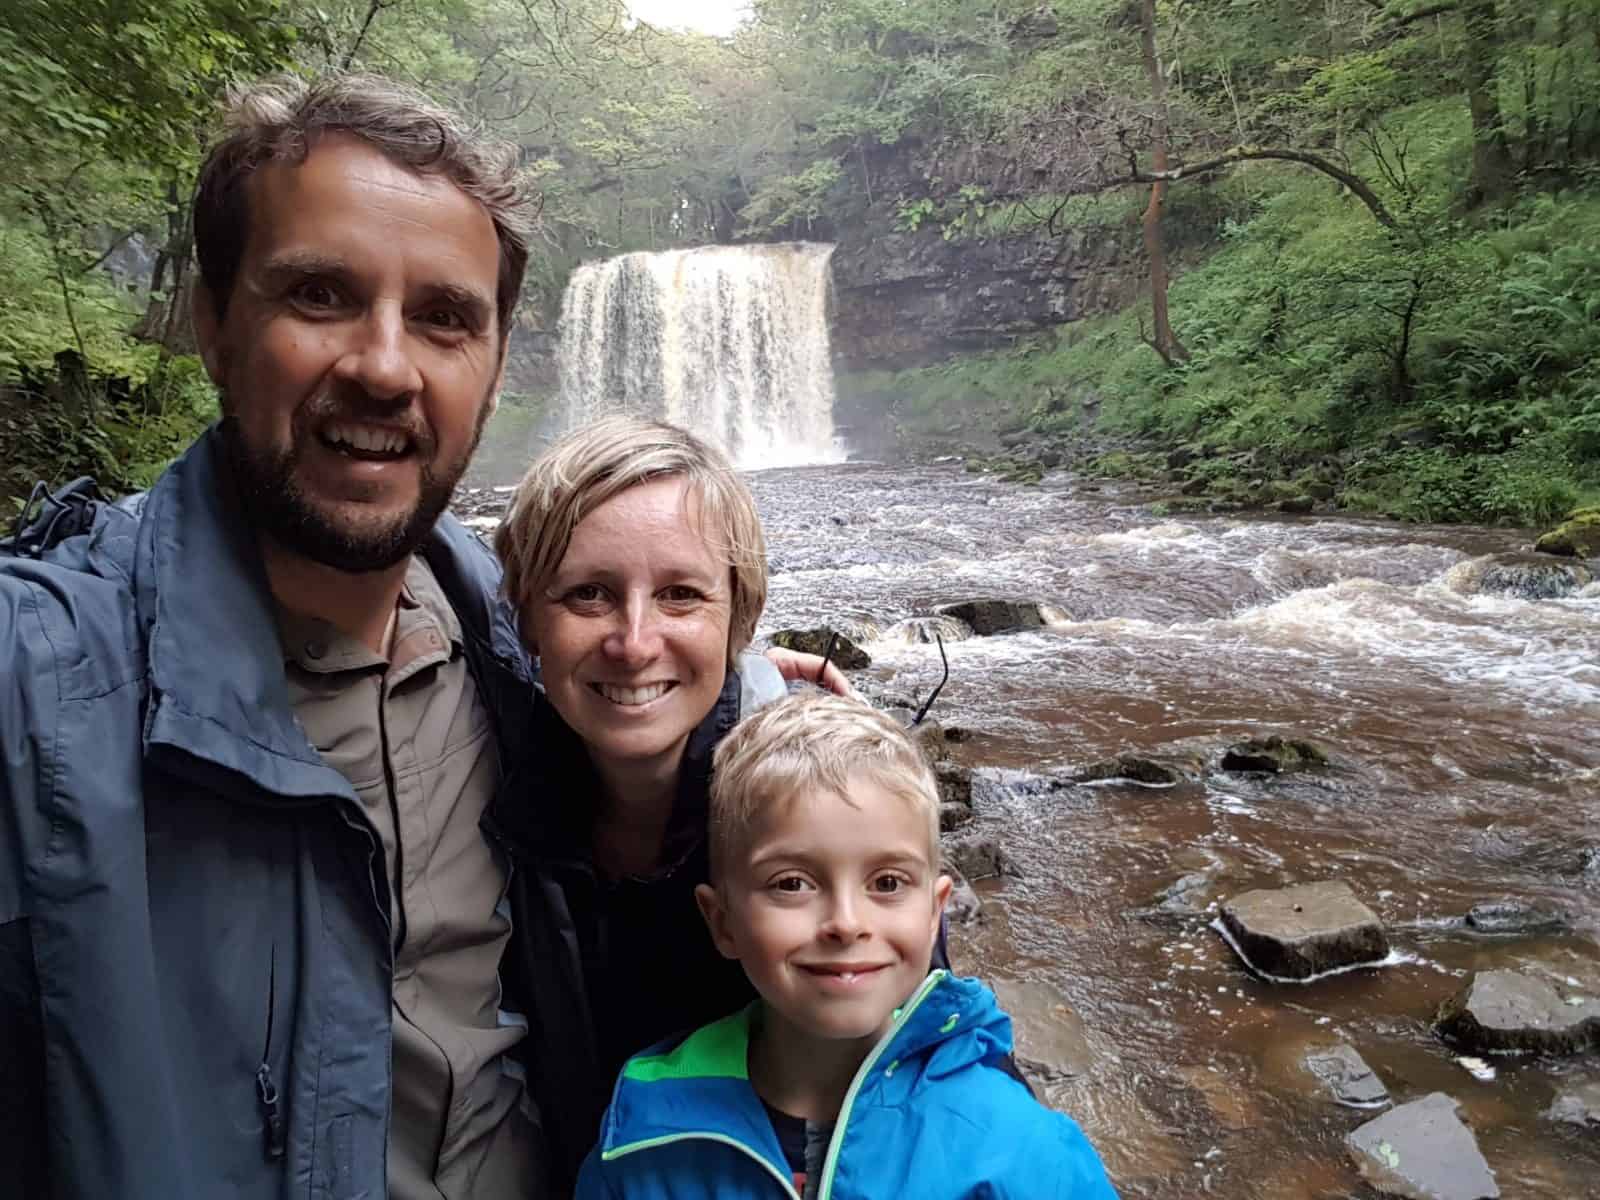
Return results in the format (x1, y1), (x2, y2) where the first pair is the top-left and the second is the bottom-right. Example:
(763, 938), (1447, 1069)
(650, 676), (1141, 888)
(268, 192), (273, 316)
(871, 874), (909, 894)
(771, 875), (811, 894)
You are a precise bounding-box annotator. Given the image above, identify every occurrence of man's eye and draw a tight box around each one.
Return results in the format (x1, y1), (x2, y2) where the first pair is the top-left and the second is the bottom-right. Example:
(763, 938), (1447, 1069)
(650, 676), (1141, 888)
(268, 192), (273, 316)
(292, 281), (341, 309)
(421, 308), (467, 331)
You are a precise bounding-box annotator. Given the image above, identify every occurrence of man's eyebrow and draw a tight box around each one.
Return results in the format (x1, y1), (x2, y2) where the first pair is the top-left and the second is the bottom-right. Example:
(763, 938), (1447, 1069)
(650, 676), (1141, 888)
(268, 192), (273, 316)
(257, 250), (351, 281)
(418, 281), (495, 324)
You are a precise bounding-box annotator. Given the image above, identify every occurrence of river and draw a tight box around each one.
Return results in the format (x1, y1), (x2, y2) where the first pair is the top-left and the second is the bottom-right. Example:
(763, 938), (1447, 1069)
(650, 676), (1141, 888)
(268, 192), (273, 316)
(743, 461), (1600, 1199)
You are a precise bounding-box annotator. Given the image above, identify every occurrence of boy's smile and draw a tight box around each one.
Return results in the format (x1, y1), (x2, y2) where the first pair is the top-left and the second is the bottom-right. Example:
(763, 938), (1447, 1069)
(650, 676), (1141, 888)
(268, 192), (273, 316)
(697, 778), (952, 1046)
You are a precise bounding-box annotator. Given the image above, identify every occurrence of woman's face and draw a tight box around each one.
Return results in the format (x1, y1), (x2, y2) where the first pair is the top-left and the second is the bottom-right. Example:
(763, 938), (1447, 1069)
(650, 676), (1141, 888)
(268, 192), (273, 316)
(526, 475), (733, 784)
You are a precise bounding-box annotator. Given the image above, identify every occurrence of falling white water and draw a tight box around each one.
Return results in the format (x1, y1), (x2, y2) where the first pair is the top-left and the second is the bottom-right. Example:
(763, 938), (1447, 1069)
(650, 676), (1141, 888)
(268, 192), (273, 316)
(556, 242), (843, 469)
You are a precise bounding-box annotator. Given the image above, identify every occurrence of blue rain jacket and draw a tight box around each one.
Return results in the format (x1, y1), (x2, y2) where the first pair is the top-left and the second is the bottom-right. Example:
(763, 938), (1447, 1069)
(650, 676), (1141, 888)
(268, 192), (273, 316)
(0, 429), (552, 1198)
(576, 970), (1119, 1200)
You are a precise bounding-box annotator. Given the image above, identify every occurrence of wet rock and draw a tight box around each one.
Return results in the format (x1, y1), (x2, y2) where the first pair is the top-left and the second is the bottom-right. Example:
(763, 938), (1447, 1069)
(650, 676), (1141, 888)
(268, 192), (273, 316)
(1435, 969), (1600, 1056)
(1582, 846), (1600, 887)
(939, 800), (974, 832)
(1346, 1092), (1499, 1200)
(768, 628), (871, 670)
(934, 761), (974, 807)
(943, 833), (1016, 881)
(1305, 1044), (1390, 1109)
(1275, 495), (1315, 514)
(888, 714), (947, 767)
(1462, 900), (1569, 936)
(1453, 552), (1595, 600)
(943, 724), (973, 743)
(1306, 481), (1336, 501)
(1068, 753), (1185, 786)
(991, 978), (1094, 1082)
(1533, 507), (1600, 559)
(1220, 734), (1329, 774)
(1546, 1079), (1600, 1127)
(1218, 880), (1390, 981)
(945, 872), (984, 924)
(934, 598), (1047, 636)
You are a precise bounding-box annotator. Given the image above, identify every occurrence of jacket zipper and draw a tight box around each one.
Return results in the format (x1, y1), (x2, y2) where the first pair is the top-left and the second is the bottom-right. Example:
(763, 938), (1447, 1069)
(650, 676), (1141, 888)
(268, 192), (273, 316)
(815, 970), (946, 1200)
(256, 942), (287, 1161)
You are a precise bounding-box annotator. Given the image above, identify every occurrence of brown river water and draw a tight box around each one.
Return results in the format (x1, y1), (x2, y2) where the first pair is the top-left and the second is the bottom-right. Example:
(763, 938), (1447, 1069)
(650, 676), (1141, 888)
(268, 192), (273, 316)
(742, 462), (1600, 1199)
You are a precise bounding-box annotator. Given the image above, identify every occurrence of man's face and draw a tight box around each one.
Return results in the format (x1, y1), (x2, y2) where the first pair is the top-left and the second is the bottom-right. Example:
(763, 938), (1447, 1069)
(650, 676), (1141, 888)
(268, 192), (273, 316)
(195, 134), (505, 572)
(697, 778), (952, 1048)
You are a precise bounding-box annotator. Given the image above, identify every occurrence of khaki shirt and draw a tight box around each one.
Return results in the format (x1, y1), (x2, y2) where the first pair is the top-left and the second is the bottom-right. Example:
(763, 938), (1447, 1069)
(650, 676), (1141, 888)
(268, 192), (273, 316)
(278, 556), (536, 1199)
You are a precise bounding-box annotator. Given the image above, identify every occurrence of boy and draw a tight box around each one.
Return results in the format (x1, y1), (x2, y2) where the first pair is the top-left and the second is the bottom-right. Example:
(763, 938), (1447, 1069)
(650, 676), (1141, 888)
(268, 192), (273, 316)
(575, 693), (1119, 1199)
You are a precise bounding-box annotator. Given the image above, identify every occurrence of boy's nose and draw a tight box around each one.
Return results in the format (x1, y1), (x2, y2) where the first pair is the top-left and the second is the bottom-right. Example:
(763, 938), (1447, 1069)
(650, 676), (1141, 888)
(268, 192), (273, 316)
(820, 895), (867, 941)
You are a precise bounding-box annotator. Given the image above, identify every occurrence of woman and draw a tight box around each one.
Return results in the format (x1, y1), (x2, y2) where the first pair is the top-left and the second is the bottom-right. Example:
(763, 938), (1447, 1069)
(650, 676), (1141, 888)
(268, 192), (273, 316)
(491, 417), (858, 1186)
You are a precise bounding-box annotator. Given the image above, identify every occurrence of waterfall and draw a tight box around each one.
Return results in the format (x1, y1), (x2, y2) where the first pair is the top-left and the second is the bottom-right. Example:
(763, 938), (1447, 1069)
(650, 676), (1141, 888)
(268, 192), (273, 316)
(556, 242), (842, 469)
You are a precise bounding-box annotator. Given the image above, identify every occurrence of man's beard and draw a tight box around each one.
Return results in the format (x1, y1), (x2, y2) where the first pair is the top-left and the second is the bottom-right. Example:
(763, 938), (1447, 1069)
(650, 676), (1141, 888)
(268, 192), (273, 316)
(221, 393), (487, 573)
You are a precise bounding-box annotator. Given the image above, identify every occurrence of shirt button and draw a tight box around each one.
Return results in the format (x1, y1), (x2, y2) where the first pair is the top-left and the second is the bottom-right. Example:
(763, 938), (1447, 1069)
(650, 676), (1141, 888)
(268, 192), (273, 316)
(305, 641), (327, 661)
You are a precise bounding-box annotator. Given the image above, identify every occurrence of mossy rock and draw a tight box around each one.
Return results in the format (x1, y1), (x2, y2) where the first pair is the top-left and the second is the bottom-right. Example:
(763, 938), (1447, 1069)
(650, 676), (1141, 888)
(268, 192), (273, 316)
(1534, 509), (1600, 559)
(770, 628), (871, 670)
(1221, 735), (1329, 774)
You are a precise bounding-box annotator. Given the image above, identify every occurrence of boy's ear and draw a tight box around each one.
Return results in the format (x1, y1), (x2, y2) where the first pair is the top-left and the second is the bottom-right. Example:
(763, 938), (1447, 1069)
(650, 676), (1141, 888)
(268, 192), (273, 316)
(694, 883), (741, 961)
(930, 873), (954, 939)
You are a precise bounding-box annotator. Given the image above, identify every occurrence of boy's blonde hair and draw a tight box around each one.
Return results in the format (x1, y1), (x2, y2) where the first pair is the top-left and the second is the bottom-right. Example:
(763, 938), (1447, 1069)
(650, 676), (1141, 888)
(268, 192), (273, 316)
(494, 416), (768, 668)
(708, 692), (942, 879)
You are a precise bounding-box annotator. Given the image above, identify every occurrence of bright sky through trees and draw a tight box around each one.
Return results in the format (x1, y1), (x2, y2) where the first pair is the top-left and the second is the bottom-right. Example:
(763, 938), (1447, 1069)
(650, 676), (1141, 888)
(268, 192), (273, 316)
(628, 0), (746, 35)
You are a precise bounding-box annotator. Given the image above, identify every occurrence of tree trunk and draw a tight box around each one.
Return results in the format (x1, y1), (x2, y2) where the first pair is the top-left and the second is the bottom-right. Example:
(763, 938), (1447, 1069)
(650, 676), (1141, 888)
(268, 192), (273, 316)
(1461, 0), (1514, 204)
(1138, 0), (1190, 366)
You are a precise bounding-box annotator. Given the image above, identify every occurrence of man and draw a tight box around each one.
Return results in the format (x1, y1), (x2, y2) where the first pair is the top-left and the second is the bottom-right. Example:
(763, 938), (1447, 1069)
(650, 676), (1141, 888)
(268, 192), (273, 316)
(1, 74), (551, 1199)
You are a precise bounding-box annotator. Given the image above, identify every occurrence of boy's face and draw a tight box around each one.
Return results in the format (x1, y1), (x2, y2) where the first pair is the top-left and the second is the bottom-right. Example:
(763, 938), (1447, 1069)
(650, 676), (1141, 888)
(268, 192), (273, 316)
(697, 776), (952, 1046)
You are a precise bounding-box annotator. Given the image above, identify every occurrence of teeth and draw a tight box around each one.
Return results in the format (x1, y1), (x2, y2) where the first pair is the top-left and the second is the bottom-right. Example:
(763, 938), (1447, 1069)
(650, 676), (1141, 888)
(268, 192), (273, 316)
(597, 682), (671, 706)
(325, 423), (408, 454)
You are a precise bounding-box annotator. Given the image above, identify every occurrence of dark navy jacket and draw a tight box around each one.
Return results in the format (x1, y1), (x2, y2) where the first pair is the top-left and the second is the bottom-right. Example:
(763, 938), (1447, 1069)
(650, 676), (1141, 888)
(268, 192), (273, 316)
(0, 430), (554, 1199)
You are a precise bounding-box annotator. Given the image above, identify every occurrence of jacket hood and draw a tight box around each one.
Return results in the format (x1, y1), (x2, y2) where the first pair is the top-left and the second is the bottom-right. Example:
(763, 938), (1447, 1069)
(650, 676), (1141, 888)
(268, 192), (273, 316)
(596, 971), (1014, 1170)
(132, 425), (530, 802)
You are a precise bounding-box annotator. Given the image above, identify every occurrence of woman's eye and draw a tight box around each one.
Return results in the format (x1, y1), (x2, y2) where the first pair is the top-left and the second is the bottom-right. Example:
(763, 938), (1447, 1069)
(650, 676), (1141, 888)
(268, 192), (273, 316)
(563, 584), (608, 607)
(660, 585), (703, 605)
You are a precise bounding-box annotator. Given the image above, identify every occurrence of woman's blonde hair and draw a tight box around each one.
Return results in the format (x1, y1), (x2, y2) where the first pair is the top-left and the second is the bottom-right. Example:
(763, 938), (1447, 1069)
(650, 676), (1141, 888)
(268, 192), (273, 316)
(707, 692), (941, 880)
(494, 416), (767, 666)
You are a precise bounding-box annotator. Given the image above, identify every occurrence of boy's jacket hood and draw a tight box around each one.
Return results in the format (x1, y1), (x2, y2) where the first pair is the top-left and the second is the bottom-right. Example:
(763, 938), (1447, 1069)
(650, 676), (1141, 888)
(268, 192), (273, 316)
(597, 971), (1011, 1180)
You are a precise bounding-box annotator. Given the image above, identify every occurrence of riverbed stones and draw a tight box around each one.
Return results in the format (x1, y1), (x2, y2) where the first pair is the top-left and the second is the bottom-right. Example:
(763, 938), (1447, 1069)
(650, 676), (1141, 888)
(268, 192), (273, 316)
(943, 833), (1015, 881)
(1218, 880), (1389, 980)
(768, 628), (871, 669)
(1462, 899), (1569, 936)
(990, 977), (1094, 1082)
(1435, 969), (1600, 1055)
(1069, 753), (1187, 786)
(1463, 552), (1595, 600)
(1220, 734), (1328, 774)
(934, 761), (973, 807)
(945, 872), (983, 924)
(934, 598), (1047, 636)
(939, 800), (974, 832)
(1546, 1079), (1600, 1126)
(1346, 1093), (1499, 1200)
(1305, 1044), (1390, 1109)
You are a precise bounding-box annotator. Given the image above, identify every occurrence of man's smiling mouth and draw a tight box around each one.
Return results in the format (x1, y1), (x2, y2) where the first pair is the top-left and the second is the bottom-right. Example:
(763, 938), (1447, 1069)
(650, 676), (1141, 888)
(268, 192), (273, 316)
(591, 681), (678, 707)
(320, 422), (415, 461)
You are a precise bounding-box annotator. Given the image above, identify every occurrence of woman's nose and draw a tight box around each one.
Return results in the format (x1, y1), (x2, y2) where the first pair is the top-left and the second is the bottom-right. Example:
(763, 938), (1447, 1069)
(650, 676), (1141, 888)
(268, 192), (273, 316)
(603, 597), (664, 666)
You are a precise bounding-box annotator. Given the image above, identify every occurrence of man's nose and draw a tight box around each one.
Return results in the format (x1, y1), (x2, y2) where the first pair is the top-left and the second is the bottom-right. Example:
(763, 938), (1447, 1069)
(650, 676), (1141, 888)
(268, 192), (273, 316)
(334, 304), (422, 401)
(602, 595), (664, 667)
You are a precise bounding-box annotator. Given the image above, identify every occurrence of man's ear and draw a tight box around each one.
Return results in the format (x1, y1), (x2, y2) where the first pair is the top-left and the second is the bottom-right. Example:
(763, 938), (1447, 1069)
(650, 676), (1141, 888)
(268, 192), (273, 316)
(191, 281), (226, 385)
(486, 333), (509, 421)
(694, 883), (741, 962)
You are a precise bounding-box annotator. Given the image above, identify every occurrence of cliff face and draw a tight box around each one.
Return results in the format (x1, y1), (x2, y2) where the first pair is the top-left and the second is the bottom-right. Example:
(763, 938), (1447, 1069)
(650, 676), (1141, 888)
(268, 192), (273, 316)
(826, 140), (1148, 372)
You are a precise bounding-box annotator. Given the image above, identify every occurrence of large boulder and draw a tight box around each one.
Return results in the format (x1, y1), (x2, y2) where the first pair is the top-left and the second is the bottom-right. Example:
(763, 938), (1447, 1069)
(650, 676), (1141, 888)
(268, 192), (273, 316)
(1449, 552), (1595, 600)
(1220, 735), (1328, 774)
(1435, 969), (1600, 1055)
(934, 598), (1048, 636)
(1346, 1093), (1499, 1200)
(1218, 880), (1389, 981)
(768, 628), (871, 670)
(1533, 507), (1600, 559)
(1304, 1044), (1390, 1109)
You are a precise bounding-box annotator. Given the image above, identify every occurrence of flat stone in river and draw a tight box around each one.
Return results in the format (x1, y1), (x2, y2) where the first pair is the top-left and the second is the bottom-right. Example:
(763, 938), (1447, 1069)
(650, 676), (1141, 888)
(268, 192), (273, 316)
(1305, 1043), (1390, 1108)
(1435, 970), (1600, 1055)
(1218, 880), (1389, 980)
(1347, 1092), (1499, 1199)
(933, 598), (1047, 636)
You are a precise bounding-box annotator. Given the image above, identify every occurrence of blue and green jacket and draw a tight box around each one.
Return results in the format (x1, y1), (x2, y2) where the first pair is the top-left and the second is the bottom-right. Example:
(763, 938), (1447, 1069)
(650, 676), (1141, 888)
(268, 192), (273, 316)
(576, 970), (1119, 1200)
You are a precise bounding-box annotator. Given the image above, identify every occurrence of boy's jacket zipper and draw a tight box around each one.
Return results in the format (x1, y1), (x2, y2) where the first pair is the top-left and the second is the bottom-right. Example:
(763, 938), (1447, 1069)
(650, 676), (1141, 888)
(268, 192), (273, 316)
(600, 970), (949, 1199)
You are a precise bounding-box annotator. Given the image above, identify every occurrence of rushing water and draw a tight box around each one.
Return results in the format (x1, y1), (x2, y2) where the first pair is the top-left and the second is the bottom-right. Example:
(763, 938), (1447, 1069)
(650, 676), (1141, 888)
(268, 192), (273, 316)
(743, 462), (1600, 1199)
(556, 243), (842, 469)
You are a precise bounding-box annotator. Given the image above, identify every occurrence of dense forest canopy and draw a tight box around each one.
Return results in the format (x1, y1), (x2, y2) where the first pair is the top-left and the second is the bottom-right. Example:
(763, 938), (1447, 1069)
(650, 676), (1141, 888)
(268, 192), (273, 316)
(3, 0), (1598, 524)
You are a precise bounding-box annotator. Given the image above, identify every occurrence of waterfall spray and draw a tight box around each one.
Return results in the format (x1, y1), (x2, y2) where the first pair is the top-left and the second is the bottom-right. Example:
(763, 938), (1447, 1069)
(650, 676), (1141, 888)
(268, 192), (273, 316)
(557, 242), (842, 469)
